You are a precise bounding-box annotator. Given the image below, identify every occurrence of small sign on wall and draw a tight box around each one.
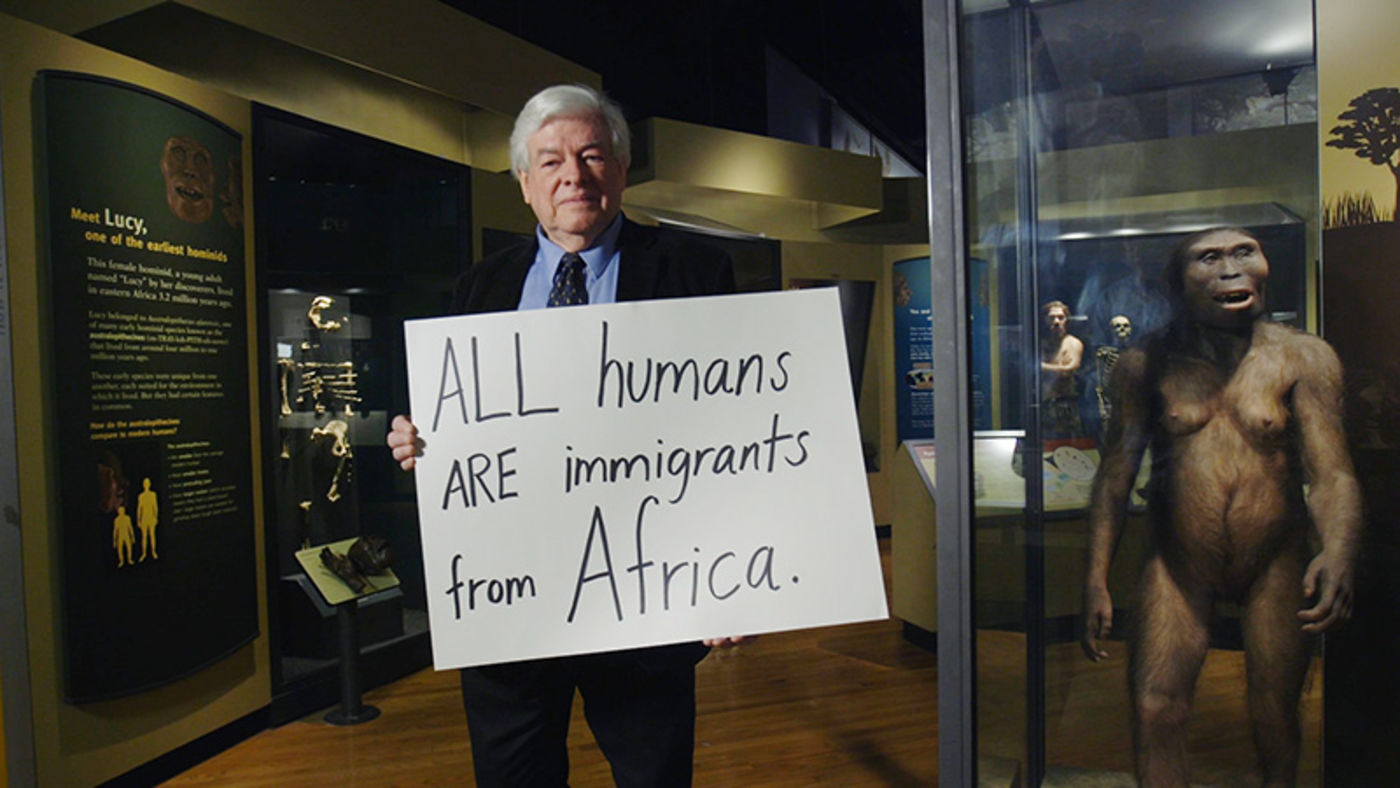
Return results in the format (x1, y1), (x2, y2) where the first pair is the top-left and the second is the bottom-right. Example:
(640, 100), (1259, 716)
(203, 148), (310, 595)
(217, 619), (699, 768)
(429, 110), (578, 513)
(404, 288), (888, 669)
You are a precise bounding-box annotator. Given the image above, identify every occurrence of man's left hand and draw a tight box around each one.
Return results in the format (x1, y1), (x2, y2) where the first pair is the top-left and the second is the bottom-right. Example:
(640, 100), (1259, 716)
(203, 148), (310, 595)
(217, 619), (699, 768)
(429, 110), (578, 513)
(703, 636), (754, 648)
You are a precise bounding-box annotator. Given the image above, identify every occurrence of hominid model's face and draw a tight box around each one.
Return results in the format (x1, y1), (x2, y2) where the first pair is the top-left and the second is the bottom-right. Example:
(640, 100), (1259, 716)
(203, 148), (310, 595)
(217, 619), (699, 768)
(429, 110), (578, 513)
(1182, 229), (1268, 328)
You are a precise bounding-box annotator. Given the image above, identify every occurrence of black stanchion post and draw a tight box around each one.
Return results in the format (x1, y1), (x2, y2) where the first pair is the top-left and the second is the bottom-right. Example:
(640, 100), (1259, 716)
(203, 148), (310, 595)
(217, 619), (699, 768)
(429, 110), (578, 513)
(325, 600), (381, 725)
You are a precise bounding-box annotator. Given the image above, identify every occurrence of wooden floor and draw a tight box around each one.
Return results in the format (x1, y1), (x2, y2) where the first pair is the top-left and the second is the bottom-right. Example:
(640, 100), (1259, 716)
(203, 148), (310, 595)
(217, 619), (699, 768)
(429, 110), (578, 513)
(163, 539), (1323, 786)
(163, 615), (940, 787)
(979, 632), (1323, 787)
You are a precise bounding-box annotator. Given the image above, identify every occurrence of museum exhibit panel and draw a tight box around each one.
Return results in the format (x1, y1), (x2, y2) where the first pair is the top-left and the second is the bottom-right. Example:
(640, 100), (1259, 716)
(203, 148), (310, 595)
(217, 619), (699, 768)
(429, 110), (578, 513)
(949, 0), (1332, 784)
(0, 15), (273, 786)
(38, 72), (260, 705)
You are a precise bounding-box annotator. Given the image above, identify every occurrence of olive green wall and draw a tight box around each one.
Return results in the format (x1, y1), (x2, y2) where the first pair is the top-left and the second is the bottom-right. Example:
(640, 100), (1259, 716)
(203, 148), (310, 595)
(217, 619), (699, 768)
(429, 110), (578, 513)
(780, 241), (929, 527)
(0, 14), (270, 785)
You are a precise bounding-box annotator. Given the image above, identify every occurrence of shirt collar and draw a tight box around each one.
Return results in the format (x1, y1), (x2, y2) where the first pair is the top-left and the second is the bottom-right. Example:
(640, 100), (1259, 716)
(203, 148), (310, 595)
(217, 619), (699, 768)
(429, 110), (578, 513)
(535, 213), (624, 279)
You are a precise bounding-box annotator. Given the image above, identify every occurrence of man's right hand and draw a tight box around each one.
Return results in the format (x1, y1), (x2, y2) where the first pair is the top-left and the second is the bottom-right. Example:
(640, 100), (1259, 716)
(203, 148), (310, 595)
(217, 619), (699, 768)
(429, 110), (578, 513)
(386, 414), (422, 471)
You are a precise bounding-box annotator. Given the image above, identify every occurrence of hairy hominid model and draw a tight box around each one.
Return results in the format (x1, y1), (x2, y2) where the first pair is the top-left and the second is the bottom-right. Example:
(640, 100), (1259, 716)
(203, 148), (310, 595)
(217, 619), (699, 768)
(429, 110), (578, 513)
(1082, 227), (1360, 787)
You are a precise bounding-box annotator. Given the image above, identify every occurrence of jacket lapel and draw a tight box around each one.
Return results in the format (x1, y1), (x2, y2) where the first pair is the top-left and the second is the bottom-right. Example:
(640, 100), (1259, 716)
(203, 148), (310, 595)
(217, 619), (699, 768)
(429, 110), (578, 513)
(614, 219), (658, 303)
(484, 240), (537, 311)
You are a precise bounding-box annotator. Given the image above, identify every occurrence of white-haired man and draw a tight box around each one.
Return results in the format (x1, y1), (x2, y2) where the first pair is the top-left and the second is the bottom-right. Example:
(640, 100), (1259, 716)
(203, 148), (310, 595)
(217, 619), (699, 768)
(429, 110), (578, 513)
(387, 84), (739, 786)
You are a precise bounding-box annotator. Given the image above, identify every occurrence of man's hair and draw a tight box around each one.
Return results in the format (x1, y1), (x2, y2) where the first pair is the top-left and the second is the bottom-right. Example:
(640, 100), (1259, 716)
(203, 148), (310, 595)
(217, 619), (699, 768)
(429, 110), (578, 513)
(1042, 300), (1069, 318)
(509, 84), (631, 178)
(1163, 226), (1260, 301)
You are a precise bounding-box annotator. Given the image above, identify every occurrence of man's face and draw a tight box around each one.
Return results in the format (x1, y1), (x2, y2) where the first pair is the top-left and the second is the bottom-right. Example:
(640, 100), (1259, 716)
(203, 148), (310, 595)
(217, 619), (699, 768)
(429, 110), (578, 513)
(1046, 306), (1068, 337)
(161, 136), (215, 223)
(518, 114), (626, 252)
(1182, 229), (1268, 328)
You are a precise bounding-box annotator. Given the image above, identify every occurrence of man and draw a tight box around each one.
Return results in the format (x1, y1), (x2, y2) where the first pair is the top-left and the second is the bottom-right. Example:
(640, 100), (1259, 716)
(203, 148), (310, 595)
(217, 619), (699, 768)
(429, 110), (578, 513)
(387, 83), (742, 787)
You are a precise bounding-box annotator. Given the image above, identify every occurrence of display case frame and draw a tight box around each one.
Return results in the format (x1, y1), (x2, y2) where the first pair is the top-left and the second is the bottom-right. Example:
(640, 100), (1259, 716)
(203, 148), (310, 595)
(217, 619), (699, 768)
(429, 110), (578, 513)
(252, 103), (469, 721)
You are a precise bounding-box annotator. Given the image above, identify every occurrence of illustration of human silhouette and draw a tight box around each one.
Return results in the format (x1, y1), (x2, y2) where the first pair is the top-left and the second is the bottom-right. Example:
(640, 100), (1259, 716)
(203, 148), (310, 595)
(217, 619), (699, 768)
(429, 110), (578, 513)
(113, 505), (135, 568)
(137, 477), (159, 561)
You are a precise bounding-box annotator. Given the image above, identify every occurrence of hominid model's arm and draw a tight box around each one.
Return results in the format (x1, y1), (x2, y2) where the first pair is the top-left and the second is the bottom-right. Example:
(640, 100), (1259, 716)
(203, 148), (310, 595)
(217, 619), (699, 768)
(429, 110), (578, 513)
(1082, 346), (1151, 661)
(1042, 334), (1084, 374)
(1292, 336), (1363, 633)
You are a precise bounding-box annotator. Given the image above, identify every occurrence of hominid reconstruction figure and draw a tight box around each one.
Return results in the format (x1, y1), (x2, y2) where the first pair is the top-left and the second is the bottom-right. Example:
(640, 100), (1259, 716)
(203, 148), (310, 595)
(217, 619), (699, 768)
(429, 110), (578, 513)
(1081, 228), (1361, 786)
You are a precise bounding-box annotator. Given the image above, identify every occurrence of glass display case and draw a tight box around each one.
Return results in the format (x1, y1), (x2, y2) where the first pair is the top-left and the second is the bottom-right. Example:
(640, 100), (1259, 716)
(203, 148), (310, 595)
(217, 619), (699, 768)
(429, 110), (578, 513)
(254, 105), (468, 719)
(954, 0), (1324, 784)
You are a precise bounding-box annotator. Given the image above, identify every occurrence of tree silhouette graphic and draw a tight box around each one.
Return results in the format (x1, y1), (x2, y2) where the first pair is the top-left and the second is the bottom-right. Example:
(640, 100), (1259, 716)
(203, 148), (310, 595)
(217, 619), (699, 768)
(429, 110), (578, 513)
(1328, 87), (1400, 223)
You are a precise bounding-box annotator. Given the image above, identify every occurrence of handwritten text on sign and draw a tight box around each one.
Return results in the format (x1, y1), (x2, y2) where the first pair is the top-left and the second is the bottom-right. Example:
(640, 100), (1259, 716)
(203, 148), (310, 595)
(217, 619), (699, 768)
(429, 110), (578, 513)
(404, 288), (887, 669)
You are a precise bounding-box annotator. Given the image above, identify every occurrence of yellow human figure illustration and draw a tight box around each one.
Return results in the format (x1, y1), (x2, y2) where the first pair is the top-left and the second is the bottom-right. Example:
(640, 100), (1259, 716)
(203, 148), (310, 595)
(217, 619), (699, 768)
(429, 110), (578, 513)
(113, 505), (135, 567)
(137, 477), (159, 561)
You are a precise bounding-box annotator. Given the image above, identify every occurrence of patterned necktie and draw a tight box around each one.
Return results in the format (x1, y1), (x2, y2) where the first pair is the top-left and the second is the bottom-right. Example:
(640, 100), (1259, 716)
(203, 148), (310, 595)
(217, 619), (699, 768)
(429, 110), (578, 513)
(547, 253), (589, 307)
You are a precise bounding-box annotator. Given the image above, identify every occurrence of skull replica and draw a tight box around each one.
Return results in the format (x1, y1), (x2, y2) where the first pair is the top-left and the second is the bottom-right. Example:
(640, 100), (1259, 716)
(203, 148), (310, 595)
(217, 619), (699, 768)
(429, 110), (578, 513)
(1110, 314), (1133, 343)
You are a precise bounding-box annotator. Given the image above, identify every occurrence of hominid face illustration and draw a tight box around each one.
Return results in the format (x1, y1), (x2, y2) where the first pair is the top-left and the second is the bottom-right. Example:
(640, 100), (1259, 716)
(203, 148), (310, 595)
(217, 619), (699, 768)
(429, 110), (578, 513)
(160, 135), (216, 223)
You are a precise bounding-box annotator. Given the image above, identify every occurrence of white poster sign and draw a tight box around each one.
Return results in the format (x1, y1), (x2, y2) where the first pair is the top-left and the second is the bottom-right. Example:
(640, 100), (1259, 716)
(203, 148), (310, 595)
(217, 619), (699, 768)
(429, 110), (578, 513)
(404, 288), (887, 669)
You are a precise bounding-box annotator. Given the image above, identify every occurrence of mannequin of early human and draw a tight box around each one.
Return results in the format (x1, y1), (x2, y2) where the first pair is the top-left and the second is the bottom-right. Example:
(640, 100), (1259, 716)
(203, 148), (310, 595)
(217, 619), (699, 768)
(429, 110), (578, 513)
(1041, 300), (1084, 436)
(1082, 228), (1360, 787)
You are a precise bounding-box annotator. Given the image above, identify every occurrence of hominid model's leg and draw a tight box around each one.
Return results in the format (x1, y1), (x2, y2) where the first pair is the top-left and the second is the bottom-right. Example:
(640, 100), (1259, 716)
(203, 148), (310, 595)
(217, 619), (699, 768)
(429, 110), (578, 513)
(1242, 545), (1311, 788)
(1129, 554), (1211, 787)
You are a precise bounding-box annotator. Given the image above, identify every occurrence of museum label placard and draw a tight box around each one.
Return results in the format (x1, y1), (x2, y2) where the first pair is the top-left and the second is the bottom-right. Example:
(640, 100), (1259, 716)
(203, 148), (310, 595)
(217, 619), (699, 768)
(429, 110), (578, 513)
(39, 72), (256, 702)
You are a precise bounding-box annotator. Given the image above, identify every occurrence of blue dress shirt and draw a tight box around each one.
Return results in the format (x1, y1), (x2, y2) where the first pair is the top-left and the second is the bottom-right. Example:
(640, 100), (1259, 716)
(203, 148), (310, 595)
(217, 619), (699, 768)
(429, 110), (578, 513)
(517, 214), (624, 309)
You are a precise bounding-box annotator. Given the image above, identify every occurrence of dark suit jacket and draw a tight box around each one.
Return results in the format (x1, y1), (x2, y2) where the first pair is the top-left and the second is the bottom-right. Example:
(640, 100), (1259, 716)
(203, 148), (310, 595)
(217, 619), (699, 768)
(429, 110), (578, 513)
(453, 217), (736, 314)
(453, 216), (735, 669)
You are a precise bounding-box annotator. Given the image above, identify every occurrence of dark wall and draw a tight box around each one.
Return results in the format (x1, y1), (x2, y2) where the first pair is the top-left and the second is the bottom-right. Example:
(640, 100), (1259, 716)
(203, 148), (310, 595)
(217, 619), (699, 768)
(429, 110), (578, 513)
(438, 0), (925, 169)
(1321, 222), (1400, 787)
